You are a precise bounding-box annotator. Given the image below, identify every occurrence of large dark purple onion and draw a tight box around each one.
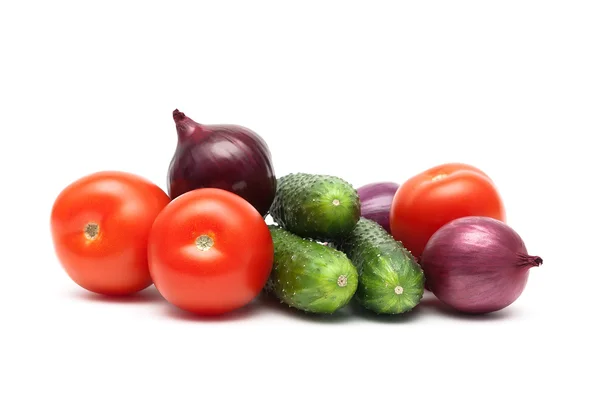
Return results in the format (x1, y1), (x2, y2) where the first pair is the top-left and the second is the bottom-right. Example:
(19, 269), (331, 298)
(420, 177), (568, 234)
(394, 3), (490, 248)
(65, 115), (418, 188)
(356, 182), (400, 234)
(167, 110), (276, 217)
(420, 216), (542, 314)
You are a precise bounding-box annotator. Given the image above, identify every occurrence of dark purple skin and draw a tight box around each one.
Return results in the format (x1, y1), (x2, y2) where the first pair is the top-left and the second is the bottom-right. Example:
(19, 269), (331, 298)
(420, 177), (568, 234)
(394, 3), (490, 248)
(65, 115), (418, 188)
(420, 216), (542, 314)
(168, 109), (276, 217)
(356, 182), (400, 234)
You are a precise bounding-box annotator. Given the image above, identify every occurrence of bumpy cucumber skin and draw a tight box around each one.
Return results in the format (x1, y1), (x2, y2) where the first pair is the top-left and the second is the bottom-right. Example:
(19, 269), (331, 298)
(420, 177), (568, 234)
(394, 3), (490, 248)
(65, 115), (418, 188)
(269, 173), (360, 241)
(267, 226), (358, 314)
(335, 218), (425, 314)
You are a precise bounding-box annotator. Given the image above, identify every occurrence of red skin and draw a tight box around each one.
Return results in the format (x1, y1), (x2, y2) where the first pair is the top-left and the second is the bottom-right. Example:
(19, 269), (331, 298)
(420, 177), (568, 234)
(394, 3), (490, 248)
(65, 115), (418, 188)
(390, 163), (506, 260)
(50, 171), (171, 295)
(148, 188), (274, 315)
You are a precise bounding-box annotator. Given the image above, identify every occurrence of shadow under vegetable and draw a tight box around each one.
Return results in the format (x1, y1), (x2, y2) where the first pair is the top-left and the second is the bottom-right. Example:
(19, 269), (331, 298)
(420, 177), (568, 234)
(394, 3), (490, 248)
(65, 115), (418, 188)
(348, 298), (424, 323)
(68, 285), (164, 304)
(419, 291), (517, 321)
(161, 298), (266, 323)
(258, 291), (354, 323)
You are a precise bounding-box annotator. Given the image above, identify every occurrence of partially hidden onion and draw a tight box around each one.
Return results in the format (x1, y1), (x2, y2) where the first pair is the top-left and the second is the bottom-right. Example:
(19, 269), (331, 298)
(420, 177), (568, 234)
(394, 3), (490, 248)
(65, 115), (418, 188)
(356, 182), (400, 234)
(167, 109), (277, 217)
(420, 216), (542, 314)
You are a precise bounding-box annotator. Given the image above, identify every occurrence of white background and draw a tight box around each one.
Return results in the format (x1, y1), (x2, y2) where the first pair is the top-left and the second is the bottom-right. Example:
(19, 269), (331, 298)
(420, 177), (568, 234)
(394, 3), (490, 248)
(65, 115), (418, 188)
(1, 1), (598, 399)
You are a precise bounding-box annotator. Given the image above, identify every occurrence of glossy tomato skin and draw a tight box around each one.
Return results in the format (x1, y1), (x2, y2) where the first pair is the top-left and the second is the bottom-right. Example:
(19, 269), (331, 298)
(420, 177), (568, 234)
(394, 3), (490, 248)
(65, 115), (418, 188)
(50, 171), (171, 295)
(148, 188), (274, 315)
(390, 163), (506, 259)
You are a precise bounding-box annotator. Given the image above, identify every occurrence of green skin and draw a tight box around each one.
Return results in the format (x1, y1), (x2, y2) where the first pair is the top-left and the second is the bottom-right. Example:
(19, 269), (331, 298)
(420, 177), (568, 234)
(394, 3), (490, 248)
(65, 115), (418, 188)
(335, 218), (425, 314)
(267, 226), (358, 314)
(269, 173), (360, 242)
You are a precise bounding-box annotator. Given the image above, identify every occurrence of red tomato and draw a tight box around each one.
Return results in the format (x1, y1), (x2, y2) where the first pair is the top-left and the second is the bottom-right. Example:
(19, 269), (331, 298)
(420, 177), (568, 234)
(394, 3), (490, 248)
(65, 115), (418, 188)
(50, 171), (171, 295)
(390, 163), (506, 259)
(147, 188), (274, 315)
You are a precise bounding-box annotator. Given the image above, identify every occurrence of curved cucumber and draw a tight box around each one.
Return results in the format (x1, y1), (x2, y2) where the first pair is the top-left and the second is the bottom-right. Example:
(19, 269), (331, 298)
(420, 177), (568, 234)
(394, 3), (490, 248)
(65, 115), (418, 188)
(335, 218), (425, 314)
(267, 226), (358, 314)
(269, 173), (360, 241)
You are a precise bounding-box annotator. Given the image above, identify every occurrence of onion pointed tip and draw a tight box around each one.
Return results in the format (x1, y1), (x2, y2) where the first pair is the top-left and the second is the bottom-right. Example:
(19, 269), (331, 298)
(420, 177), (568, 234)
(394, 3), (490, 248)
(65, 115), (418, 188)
(519, 254), (543, 268)
(173, 109), (186, 122)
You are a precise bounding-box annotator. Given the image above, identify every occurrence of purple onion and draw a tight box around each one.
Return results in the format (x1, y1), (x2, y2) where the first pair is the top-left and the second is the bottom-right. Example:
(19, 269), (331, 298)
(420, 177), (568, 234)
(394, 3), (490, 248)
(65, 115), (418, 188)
(356, 182), (400, 233)
(167, 109), (276, 217)
(420, 216), (542, 314)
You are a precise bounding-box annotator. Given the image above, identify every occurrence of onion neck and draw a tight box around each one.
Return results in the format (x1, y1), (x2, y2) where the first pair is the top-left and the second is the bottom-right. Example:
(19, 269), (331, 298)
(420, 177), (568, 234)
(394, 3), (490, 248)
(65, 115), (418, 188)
(517, 254), (543, 269)
(173, 109), (204, 141)
(173, 109), (187, 123)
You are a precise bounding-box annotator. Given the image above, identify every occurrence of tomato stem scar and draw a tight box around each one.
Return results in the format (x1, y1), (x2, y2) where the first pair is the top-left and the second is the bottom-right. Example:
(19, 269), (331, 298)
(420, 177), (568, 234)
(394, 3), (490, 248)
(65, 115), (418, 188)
(195, 235), (214, 251)
(84, 222), (99, 240)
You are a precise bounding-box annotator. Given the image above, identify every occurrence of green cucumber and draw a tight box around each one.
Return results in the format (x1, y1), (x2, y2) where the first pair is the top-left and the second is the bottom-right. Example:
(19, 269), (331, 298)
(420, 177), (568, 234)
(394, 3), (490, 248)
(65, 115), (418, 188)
(269, 172), (360, 241)
(266, 225), (358, 314)
(335, 218), (425, 314)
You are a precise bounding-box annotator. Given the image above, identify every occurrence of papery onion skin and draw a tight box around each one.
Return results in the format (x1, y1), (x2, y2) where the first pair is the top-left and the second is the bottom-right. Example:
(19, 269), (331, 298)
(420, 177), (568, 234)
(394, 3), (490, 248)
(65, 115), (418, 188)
(420, 216), (542, 314)
(167, 109), (277, 217)
(356, 182), (399, 234)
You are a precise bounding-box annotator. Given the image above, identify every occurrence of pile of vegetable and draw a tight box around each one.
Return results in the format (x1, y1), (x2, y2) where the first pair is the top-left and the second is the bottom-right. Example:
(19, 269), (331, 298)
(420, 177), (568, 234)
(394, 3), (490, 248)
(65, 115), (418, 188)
(50, 109), (542, 318)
